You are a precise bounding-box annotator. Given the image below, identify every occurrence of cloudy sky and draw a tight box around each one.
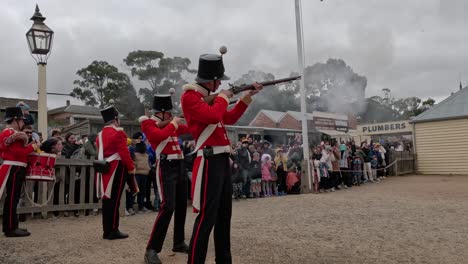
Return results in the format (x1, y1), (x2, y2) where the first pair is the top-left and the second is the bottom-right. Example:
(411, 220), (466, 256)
(1, 0), (467, 109)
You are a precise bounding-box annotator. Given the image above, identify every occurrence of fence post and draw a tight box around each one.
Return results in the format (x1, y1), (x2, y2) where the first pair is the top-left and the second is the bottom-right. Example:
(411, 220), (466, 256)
(394, 160), (399, 176)
(300, 160), (311, 194)
(40, 182), (48, 218)
(59, 167), (66, 216)
(80, 165), (87, 215)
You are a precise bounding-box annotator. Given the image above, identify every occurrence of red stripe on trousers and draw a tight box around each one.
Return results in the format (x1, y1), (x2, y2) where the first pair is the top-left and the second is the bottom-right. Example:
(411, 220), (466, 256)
(147, 161), (166, 248)
(190, 159), (209, 264)
(9, 167), (20, 230)
(113, 166), (125, 230)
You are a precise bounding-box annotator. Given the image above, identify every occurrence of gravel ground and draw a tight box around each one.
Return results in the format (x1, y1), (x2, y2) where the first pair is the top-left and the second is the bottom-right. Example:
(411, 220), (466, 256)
(1, 175), (468, 264)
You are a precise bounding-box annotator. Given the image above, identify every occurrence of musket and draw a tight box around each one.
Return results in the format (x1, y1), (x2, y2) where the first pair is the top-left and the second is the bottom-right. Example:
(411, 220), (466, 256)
(204, 76), (302, 105)
(156, 115), (184, 129)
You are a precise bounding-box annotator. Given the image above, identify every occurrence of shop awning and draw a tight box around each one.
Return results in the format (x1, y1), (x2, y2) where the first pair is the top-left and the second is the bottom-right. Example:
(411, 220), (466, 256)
(317, 129), (350, 137)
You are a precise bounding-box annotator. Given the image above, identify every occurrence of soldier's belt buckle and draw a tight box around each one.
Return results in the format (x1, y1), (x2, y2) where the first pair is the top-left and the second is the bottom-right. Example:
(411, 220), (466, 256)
(160, 154), (168, 160)
(203, 147), (214, 158)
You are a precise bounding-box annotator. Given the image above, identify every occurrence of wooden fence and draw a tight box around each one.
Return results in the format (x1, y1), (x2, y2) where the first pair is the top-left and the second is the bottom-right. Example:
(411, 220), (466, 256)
(387, 150), (415, 176)
(0, 158), (108, 218)
(1, 150), (416, 218)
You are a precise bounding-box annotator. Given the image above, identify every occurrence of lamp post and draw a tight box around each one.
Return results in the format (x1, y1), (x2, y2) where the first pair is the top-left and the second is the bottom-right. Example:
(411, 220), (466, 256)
(295, 0), (312, 192)
(26, 4), (54, 139)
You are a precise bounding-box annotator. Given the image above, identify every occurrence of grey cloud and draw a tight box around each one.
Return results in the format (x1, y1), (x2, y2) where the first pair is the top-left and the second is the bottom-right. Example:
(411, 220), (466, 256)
(1, 0), (468, 109)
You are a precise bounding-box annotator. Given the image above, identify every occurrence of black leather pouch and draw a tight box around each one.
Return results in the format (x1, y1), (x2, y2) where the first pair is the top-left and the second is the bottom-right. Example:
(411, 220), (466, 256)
(93, 160), (110, 173)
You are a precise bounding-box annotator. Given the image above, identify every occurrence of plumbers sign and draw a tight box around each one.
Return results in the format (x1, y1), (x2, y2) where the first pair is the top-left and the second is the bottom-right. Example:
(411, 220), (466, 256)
(358, 121), (411, 135)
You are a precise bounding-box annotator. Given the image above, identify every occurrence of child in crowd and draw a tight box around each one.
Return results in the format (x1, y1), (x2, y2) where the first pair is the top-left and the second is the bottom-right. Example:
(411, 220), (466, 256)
(320, 146), (334, 192)
(231, 162), (243, 200)
(261, 154), (273, 197)
(340, 141), (347, 158)
(249, 152), (262, 198)
(371, 155), (379, 182)
(133, 141), (151, 213)
(353, 156), (363, 186)
(270, 161), (278, 196)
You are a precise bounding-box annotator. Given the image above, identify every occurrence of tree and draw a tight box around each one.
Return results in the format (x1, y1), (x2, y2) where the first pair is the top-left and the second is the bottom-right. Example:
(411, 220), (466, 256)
(396, 97), (436, 118)
(233, 70), (300, 125)
(71, 60), (144, 120)
(124, 50), (196, 109)
(361, 87), (436, 122)
(112, 75), (145, 120)
(72, 61), (130, 108)
(393, 97), (421, 118)
(359, 97), (401, 123)
(381, 87), (393, 106)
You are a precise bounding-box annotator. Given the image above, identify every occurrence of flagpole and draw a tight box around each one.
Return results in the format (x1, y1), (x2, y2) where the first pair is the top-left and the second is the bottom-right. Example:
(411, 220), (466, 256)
(295, 0), (312, 192)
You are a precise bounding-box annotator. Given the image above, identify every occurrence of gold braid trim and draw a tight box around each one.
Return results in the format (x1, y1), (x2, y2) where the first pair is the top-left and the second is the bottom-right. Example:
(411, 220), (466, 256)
(4, 131), (28, 147)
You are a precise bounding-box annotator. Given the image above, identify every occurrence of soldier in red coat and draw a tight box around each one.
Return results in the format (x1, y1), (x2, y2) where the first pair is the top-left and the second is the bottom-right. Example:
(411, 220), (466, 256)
(181, 52), (262, 264)
(96, 106), (135, 240)
(0, 107), (39, 237)
(140, 95), (190, 264)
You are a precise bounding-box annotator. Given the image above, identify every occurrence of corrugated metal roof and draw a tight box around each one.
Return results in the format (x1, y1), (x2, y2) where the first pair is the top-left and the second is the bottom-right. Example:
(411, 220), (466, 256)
(286, 111), (314, 121)
(312, 111), (348, 120)
(286, 111), (348, 121)
(226, 125), (301, 132)
(316, 129), (350, 136)
(411, 86), (468, 123)
(48, 105), (100, 116)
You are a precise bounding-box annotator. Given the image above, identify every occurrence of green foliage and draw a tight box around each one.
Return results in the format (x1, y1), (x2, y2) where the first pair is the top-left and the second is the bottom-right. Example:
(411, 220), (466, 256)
(361, 89), (436, 122)
(72, 61), (129, 108)
(112, 76), (145, 120)
(124, 50), (196, 110)
(71, 60), (144, 120)
(359, 97), (401, 123)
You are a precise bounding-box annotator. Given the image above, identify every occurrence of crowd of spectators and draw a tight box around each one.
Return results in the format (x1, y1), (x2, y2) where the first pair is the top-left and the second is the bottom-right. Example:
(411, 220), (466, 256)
(311, 140), (390, 193)
(230, 137), (303, 200)
(9, 99), (408, 219)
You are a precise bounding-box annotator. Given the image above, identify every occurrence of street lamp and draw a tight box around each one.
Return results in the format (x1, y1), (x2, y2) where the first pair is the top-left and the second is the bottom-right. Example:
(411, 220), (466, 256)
(26, 4), (53, 138)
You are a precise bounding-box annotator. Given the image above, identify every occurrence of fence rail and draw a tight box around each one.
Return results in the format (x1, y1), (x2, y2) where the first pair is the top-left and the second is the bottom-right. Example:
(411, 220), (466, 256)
(0, 158), (103, 218)
(388, 150), (415, 176)
(1, 150), (416, 217)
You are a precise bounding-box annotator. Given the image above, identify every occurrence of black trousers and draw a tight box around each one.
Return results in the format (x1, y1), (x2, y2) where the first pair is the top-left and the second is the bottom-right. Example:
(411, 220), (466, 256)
(147, 159), (187, 252)
(145, 167), (158, 209)
(341, 168), (353, 187)
(2, 166), (26, 233)
(240, 169), (250, 197)
(101, 162), (127, 235)
(188, 153), (232, 264)
(332, 171), (342, 187)
(277, 169), (287, 193)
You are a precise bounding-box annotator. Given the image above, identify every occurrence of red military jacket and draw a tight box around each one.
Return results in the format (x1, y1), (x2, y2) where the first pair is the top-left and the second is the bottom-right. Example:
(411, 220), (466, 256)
(140, 116), (190, 157)
(0, 128), (35, 163)
(181, 83), (251, 212)
(95, 125), (135, 172)
(181, 83), (249, 148)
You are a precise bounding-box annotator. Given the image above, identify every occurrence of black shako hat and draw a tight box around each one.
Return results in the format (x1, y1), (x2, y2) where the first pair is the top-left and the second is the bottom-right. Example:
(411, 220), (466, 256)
(100, 106), (120, 124)
(152, 94), (173, 112)
(195, 54), (230, 83)
(4, 107), (26, 122)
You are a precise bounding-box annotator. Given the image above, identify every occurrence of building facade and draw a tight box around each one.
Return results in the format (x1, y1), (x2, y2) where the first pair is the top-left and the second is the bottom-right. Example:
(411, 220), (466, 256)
(0, 97), (38, 130)
(410, 86), (468, 175)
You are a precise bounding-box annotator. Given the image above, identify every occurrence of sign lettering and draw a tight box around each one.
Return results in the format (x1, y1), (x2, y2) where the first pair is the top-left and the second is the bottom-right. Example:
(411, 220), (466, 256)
(357, 121), (411, 135)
